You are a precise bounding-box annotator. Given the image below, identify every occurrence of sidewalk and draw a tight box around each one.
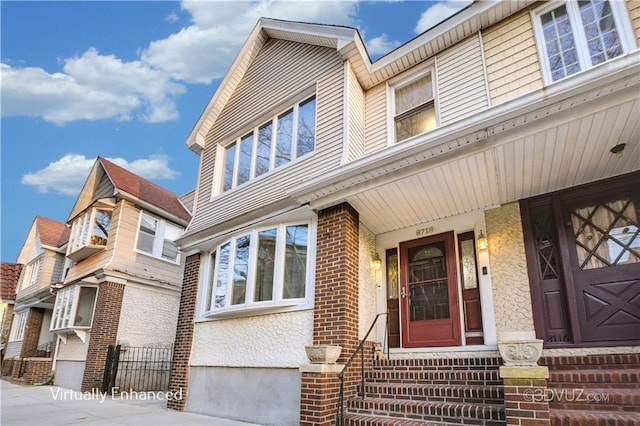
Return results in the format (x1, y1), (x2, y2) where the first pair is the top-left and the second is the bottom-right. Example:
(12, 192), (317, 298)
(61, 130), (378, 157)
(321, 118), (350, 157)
(1, 380), (263, 425)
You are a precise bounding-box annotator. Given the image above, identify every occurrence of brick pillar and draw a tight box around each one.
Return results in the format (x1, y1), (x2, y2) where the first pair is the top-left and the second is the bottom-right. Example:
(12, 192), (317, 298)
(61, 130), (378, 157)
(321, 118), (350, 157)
(501, 367), (551, 425)
(300, 203), (360, 426)
(167, 253), (200, 411)
(81, 281), (124, 392)
(21, 308), (44, 358)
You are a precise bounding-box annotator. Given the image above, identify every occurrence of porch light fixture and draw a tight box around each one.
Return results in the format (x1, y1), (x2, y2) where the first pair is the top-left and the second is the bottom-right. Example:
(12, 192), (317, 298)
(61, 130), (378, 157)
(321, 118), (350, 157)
(610, 143), (626, 158)
(477, 230), (488, 251)
(371, 253), (382, 271)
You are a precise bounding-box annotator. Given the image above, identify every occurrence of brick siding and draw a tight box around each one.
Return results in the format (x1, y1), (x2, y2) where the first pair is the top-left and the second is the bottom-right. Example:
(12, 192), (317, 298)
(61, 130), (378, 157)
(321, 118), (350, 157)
(24, 358), (53, 385)
(81, 281), (125, 392)
(167, 253), (201, 411)
(21, 308), (44, 358)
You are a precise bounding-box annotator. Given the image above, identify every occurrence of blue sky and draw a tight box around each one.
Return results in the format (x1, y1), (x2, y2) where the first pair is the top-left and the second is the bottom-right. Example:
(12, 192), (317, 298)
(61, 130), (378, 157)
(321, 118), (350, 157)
(1, 0), (472, 262)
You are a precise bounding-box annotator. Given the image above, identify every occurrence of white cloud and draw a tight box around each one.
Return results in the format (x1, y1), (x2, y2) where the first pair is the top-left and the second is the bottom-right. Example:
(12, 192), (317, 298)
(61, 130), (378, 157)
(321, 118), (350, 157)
(21, 154), (179, 196)
(415, 0), (473, 34)
(365, 34), (402, 57)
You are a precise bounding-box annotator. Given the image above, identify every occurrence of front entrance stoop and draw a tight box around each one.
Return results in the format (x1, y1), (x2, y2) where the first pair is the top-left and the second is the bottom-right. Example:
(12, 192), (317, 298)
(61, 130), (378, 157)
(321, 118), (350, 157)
(342, 357), (506, 425)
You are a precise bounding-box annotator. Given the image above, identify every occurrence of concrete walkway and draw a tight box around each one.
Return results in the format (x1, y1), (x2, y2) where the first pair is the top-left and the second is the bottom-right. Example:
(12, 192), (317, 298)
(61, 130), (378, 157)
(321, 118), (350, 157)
(1, 380), (263, 425)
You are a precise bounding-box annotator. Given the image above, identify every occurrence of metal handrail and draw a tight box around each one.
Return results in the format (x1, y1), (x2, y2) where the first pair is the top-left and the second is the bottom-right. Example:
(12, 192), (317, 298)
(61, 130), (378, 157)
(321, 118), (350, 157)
(335, 312), (389, 426)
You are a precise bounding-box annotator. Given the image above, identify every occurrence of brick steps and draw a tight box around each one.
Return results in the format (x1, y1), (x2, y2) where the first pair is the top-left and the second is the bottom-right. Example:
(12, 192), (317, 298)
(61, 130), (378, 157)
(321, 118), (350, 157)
(342, 357), (505, 425)
(542, 354), (640, 426)
(346, 397), (505, 424)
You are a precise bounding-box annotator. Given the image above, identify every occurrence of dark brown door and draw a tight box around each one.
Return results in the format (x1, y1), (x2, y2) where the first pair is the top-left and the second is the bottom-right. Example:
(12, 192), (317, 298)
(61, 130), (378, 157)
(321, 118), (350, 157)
(400, 232), (461, 347)
(563, 195), (640, 343)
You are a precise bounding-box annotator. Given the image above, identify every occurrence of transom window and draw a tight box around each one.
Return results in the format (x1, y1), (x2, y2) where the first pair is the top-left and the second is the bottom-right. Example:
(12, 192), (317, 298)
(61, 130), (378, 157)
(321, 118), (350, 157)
(202, 222), (313, 315)
(392, 72), (437, 143)
(51, 285), (98, 331)
(222, 95), (316, 192)
(533, 0), (634, 83)
(136, 212), (184, 263)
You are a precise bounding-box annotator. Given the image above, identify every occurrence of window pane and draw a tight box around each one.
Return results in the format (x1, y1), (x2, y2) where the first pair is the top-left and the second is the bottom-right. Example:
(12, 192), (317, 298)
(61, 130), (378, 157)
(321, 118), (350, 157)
(137, 214), (157, 253)
(79, 213), (91, 247)
(237, 133), (253, 185)
(214, 242), (230, 308)
(459, 238), (479, 290)
(540, 5), (581, 81)
(162, 223), (182, 262)
(223, 143), (236, 191)
(275, 109), (293, 167)
(205, 252), (216, 312)
(255, 228), (277, 302)
(386, 249), (399, 299)
(74, 287), (97, 327)
(395, 104), (436, 142)
(256, 123), (273, 177)
(395, 75), (432, 116)
(578, 0), (622, 66)
(92, 210), (111, 246)
(283, 225), (308, 299)
(297, 97), (316, 158)
(62, 286), (76, 329)
(232, 235), (251, 305)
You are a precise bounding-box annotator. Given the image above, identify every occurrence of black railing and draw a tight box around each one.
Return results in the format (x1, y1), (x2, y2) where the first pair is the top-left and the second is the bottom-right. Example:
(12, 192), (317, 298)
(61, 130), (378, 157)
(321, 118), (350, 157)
(102, 344), (173, 393)
(335, 312), (388, 426)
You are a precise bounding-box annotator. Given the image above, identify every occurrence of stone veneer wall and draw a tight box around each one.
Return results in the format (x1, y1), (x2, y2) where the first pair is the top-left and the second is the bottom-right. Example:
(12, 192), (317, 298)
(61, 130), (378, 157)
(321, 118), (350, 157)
(81, 281), (125, 391)
(485, 202), (535, 335)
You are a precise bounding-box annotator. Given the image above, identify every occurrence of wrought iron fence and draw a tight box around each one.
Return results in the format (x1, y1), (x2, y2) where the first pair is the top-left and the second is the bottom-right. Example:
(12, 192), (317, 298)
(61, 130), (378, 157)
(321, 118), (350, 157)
(102, 343), (173, 393)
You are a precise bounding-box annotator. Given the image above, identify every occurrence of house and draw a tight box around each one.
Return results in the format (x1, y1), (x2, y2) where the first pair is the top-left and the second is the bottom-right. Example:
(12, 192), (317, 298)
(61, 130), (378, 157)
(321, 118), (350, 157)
(1, 217), (69, 383)
(1, 262), (22, 363)
(48, 157), (192, 392)
(168, 1), (639, 425)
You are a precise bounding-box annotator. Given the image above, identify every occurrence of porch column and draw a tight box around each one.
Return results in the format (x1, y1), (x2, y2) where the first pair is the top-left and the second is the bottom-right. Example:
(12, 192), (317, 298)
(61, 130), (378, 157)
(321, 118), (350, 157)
(167, 253), (200, 411)
(21, 308), (44, 358)
(300, 202), (360, 426)
(81, 281), (124, 392)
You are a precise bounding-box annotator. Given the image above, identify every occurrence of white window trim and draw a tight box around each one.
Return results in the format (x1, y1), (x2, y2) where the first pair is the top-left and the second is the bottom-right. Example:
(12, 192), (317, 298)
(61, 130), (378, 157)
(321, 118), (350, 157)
(212, 93), (317, 198)
(386, 61), (439, 146)
(67, 207), (112, 255)
(18, 256), (42, 291)
(50, 285), (98, 331)
(134, 211), (184, 264)
(198, 219), (316, 320)
(8, 311), (28, 342)
(531, 0), (636, 85)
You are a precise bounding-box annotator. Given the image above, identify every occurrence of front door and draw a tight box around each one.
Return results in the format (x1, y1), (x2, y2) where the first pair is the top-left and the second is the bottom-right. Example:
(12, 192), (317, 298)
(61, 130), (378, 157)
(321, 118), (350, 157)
(400, 232), (461, 347)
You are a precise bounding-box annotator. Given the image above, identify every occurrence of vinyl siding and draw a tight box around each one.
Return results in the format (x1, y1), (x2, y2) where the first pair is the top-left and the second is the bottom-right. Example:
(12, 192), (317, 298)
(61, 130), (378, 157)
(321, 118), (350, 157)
(15, 251), (63, 301)
(436, 34), (489, 125)
(482, 6), (543, 106)
(344, 62), (365, 163)
(363, 83), (388, 155)
(629, 0), (640, 47)
(189, 39), (344, 235)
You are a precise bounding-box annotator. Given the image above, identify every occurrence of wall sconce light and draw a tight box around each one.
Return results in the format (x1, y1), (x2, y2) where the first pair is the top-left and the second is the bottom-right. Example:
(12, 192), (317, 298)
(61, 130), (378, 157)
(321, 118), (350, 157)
(371, 253), (382, 271)
(477, 230), (488, 251)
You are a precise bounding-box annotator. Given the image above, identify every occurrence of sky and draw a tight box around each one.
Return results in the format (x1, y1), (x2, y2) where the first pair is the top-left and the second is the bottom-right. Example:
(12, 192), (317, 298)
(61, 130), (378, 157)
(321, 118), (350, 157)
(1, 0), (473, 263)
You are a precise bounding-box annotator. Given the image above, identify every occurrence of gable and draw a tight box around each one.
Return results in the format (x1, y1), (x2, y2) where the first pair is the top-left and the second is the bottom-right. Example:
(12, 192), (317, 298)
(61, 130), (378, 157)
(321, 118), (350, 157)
(67, 161), (115, 222)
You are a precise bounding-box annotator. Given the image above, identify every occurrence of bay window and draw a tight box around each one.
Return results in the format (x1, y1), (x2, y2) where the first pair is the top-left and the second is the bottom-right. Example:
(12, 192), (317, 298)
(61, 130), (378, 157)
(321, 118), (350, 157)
(202, 222), (313, 316)
(533, 0), (634, 83)
(67, 208), (113, 261)
(220, 95), (316, 192)
(51, 285), (98, 331)
(135, 212), (184, 263)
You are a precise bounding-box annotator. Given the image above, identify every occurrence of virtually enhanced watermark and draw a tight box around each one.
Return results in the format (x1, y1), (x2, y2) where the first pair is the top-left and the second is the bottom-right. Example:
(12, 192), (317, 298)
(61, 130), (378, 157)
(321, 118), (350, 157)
(523, 388), (610, 403)
(50, 387), (185, 403)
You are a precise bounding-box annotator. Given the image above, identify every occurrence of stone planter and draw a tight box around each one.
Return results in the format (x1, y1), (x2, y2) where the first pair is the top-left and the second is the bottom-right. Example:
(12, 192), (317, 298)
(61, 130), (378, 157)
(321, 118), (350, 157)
(305, 345), (342, 364)
(498, 339), (543, 367)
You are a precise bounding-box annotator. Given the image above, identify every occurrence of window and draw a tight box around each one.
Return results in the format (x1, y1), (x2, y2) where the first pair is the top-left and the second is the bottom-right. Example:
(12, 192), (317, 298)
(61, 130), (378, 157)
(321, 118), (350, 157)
(136, 212), (184, 263)
(392, 72), (437, 143)
(221, 95), (316, 192)
(51, 285), (98, 330)
(67, 208), (112, 260)
(8, 311), (28, 341)
(533, 0), (634, 83)
(202, 222), (313, 315)
(19, 257), (42, 290)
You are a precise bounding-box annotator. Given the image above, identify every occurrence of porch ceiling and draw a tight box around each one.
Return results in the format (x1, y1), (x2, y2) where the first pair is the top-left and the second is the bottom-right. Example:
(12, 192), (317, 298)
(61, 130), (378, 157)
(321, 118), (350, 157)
(290, 62), (640, 236)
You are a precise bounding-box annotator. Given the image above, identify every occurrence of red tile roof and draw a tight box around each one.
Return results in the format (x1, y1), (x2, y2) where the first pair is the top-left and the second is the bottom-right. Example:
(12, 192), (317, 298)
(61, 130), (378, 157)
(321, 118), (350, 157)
(0, 263), (22, 301)
(36, 216), (70, 248)
(99, 157), (191, 222)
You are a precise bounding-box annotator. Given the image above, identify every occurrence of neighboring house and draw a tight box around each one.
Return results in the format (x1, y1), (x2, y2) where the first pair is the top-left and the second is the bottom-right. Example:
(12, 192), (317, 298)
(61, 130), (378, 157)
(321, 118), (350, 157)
(0, 262), (22, 362)
(47, 157), (191, 392)
(168, 1), (640, 425)
(2, 216), (69, 381)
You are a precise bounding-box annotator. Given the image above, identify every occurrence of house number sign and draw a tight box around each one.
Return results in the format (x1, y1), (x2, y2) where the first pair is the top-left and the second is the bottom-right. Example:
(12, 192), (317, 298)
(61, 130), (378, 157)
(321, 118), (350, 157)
(415, 226), (434, 237)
